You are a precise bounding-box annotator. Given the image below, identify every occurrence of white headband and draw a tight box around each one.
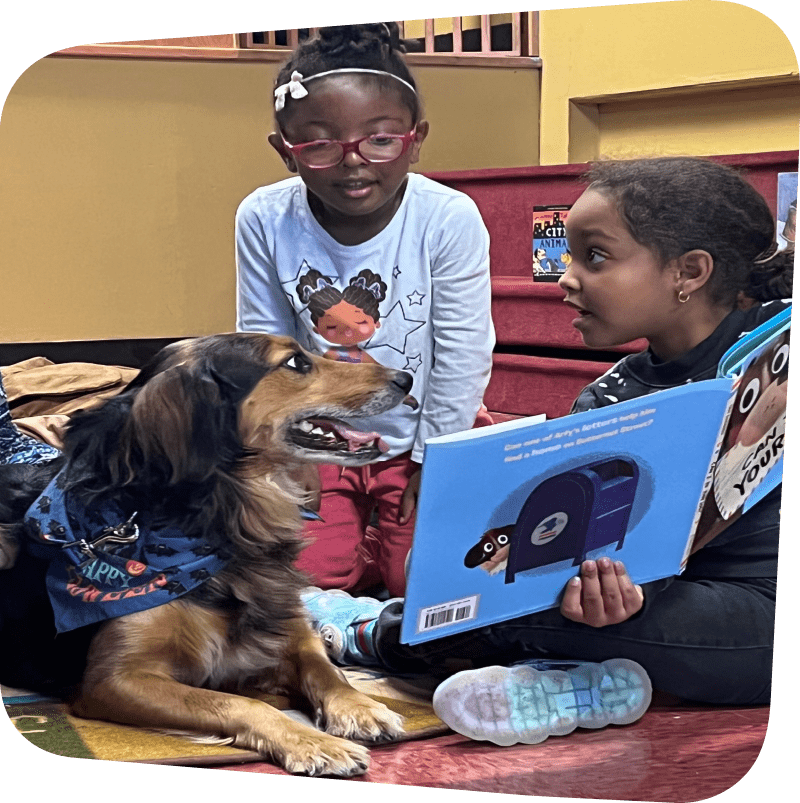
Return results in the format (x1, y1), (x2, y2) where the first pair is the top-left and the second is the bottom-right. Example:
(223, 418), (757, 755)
(274, 68), (417, 112)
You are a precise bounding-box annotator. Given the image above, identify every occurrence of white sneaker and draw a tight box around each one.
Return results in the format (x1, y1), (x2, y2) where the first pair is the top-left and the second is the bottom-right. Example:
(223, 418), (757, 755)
(432, 658), (652, 746)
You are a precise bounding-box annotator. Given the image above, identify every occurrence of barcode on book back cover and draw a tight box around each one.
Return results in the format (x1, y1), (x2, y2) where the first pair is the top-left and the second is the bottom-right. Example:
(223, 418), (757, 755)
(416, 595), (479, 634)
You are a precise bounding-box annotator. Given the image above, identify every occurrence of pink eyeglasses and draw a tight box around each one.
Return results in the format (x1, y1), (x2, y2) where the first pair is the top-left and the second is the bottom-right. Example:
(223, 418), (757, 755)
(281, 129), (417, 169)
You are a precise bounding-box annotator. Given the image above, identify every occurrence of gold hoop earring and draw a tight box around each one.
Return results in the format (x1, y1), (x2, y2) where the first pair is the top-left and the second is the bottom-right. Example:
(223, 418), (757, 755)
(678, 289), (691, 304)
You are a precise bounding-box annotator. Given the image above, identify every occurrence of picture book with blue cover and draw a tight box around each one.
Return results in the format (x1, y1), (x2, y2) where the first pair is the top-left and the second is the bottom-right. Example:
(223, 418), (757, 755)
(401, 306), (790, 645)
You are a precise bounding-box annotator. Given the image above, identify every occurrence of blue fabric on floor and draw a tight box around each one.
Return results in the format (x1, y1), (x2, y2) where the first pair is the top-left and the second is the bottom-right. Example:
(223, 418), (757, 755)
(0, 373), (60, 465)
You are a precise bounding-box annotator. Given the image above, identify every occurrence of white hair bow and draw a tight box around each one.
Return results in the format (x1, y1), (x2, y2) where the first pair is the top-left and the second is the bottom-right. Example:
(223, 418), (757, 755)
(274, 71), (309, 111)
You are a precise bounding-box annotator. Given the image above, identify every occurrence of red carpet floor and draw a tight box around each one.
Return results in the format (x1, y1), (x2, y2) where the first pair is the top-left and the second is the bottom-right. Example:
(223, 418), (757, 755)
(209, 693), (769, 801)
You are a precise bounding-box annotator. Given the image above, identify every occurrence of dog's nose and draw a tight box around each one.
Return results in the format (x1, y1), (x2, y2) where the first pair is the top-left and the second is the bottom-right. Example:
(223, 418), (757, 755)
(392, 371), (413, 394)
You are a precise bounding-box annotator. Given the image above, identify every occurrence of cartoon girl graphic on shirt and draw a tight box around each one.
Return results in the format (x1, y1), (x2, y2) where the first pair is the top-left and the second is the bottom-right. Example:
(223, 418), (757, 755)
(297, 268), (387, 364)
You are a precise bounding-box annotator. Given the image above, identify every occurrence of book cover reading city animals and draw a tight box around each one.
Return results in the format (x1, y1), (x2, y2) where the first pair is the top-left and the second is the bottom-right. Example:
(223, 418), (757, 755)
(401, 306), (790, 645)
(532, 205), (571, 282)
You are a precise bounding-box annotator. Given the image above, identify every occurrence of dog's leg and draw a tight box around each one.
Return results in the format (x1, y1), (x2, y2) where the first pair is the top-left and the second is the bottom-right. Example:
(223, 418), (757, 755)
(278, 617), (405, 742)
(72, 605), (374, 776)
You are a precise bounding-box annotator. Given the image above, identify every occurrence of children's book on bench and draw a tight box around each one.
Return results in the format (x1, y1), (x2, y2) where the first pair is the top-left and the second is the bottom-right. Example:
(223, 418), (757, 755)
(401, 305), (790, 645)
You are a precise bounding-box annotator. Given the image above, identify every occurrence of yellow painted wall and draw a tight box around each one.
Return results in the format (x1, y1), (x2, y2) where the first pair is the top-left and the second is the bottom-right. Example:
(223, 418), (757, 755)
(416, 65), (539, 170)
(2, 1), (799, 343)
(594, 82), (800, 161)
(0, 56), (538, 343)
(540, 0), (800, 164)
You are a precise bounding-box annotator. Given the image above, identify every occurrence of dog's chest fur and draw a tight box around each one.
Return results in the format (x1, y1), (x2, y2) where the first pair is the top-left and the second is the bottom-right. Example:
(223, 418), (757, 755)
(184, 541), (308, 687)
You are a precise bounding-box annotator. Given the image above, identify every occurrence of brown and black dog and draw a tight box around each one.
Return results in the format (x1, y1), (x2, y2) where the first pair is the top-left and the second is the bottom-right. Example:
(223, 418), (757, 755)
(0, 333), (413, 775)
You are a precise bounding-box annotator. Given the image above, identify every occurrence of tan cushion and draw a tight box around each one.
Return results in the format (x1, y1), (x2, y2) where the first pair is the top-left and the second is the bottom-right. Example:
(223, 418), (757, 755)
(1, 359), (139, 417)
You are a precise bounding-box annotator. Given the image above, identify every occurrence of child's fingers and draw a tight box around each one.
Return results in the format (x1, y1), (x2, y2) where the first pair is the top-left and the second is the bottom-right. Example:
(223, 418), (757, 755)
(614, 561), (645, 613)
(576, 560), (605, 622)
(398, 490), (416, 524)
(560, 575), (585, 621)
(562, 559), (643, 626)
(596, 557), (627, 619)
(398, 469), (421, 524)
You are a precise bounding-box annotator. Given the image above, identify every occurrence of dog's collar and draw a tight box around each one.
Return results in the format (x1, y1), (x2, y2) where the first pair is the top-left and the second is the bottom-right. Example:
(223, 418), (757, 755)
(23, 468), (232, 633)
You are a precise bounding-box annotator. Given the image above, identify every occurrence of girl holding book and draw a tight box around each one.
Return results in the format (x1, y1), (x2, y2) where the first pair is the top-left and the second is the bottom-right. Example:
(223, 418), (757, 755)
(303, 156), (792, 746)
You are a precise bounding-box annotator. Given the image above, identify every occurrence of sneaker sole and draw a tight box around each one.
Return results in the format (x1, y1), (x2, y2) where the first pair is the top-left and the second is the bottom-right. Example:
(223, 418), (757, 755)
(432, 658), (652, 746)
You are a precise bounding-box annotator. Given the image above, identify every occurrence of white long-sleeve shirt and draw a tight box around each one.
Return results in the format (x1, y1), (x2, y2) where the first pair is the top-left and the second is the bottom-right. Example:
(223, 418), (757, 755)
(235, 173), (495, 462)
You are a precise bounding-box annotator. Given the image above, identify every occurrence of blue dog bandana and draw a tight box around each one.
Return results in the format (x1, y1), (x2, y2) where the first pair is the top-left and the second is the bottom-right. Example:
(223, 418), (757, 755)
(23, 469), (232, 633)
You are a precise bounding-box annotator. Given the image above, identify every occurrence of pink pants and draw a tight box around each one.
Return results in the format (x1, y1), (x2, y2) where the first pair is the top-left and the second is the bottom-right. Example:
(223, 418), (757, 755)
(295, 453), (418, 597)
(295, 407), (495, 597)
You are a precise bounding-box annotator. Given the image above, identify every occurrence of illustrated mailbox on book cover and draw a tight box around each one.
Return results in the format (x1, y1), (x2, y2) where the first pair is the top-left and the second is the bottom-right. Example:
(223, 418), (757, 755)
(401, 305), (790, 645)
(504, 457), (640, 584)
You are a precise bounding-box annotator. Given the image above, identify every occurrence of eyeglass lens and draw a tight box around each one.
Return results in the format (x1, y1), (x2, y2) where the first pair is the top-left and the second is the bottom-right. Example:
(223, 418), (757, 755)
(300, 135), (406, 167)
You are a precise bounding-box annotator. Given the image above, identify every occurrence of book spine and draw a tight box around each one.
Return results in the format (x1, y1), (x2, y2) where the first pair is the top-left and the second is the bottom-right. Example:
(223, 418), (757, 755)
(681, 390), (736, 569)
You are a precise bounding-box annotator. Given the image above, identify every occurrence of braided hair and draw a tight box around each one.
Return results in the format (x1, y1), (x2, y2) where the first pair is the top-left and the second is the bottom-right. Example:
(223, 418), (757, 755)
(584, 157), (793, 308)
(297, 269), (387, 325)
(274, 23), (421, 125)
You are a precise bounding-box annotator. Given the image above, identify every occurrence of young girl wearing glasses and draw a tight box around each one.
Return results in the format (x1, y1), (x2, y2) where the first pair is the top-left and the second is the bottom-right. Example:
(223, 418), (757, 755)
(235, 23), (495, 598)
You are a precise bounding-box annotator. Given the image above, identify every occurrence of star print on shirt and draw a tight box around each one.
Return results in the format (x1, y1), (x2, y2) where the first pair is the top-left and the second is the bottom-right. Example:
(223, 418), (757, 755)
(366, 301), (425, 355)
(392, 265), (401, 279)
(404, 354), (423, 373)
(407, 290), (425, 306)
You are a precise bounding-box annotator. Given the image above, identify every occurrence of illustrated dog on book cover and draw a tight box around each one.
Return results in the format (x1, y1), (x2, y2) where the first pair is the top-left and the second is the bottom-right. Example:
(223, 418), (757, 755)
(692, 330), (789, 552)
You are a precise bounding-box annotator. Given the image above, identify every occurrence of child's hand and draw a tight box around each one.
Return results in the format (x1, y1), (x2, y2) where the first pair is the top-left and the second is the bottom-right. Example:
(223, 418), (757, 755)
(398, 468), (422, 524)
(560, 558), (643, 627)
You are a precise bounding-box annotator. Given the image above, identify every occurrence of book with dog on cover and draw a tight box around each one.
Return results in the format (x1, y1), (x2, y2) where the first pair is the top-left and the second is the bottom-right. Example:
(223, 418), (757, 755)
(400, 305), (790, 645)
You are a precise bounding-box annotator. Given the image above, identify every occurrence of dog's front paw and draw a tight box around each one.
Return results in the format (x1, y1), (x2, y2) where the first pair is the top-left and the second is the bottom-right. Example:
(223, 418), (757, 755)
(321, 688), (405, 743)
(270, 726), (372, 777)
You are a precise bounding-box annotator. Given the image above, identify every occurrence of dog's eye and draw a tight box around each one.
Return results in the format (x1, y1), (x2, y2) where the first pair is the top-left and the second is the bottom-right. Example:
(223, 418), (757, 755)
(771, 344), (789, 376)
(738, 377), (760, 414)
(283, 353), (312, 374)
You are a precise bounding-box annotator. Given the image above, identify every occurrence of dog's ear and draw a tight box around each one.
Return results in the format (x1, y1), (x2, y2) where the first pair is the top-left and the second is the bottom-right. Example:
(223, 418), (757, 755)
(203, 351), (271, 406)
(64, 346), (271, 492)
(63, 394), (136, 491)
(126, 361), (242, 486)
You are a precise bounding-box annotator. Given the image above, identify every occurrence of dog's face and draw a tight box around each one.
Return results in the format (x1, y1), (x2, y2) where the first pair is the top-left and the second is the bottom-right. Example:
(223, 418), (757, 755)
(222, 333), (412, 465)
(102, 333), (413, 487)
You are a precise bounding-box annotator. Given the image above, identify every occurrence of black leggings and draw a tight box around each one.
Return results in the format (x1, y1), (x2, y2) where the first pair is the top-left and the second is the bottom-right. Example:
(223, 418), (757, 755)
(374, 574), (775, 705)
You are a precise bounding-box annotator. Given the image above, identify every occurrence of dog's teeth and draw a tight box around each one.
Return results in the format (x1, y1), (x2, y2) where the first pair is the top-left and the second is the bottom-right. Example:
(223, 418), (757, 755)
(311, 427), (326, 435)
(298, 421), (313, 433)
